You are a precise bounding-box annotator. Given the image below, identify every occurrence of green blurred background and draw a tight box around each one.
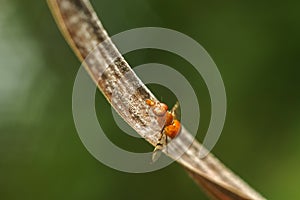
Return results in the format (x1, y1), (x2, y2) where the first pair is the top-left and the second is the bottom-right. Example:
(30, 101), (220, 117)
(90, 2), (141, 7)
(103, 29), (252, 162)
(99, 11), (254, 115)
(1, 0), (299, 199)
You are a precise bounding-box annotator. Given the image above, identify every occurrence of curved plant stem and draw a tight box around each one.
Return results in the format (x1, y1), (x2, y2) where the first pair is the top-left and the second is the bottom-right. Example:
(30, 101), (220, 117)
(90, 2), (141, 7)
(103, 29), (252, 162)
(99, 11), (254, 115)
(47, 0), (266, 199)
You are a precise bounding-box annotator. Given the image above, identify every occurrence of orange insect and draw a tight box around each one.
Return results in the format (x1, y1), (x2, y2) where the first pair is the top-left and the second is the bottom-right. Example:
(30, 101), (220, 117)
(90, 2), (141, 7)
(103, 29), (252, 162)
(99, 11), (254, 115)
(146, 99), (181, 161)
(146, 99), (168, 116)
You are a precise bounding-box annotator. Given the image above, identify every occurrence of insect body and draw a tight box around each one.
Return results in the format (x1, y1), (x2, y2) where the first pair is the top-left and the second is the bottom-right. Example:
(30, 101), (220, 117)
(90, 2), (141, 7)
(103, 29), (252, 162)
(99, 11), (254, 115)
(164, 119), (181, 139)
(146, 99), (181, 139)
(146, 99), (181, 161)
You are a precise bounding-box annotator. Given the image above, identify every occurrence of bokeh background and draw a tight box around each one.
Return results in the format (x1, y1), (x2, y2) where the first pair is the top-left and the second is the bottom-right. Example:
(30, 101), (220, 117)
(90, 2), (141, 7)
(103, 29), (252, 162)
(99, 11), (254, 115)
(1, 0), (300, 199)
